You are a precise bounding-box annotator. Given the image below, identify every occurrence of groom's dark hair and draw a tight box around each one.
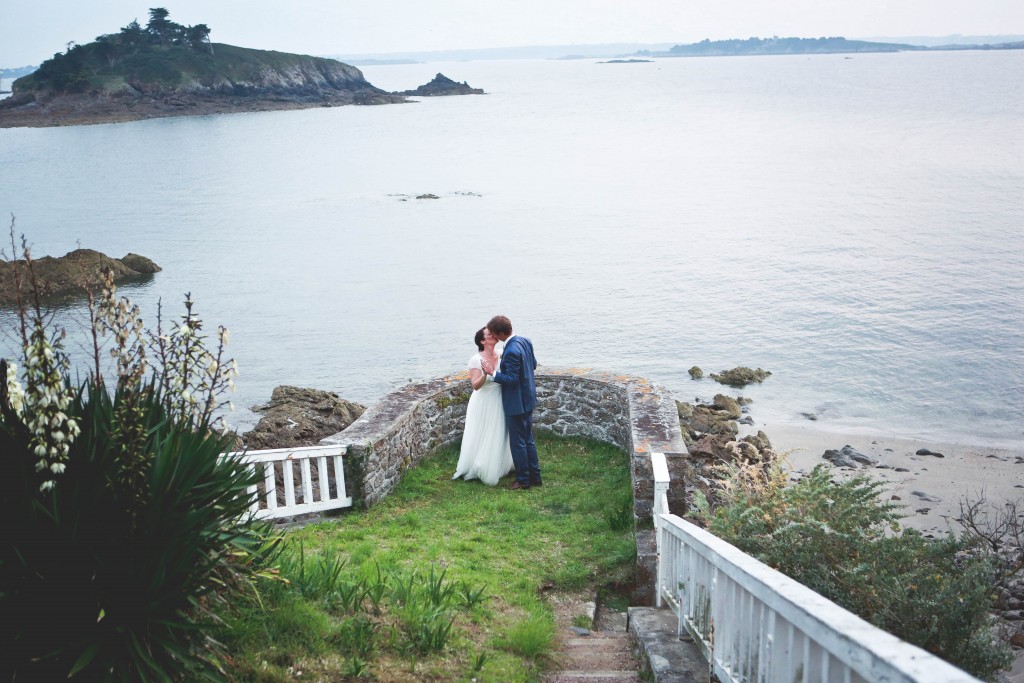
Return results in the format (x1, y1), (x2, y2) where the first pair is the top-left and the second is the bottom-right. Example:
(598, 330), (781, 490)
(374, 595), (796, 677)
(486, 315), (512, 337)
(474, 328), (485, 351)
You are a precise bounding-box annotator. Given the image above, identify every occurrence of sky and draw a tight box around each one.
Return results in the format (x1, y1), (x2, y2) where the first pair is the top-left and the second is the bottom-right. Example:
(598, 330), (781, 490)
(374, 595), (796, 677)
(3, 0), (1023, 67)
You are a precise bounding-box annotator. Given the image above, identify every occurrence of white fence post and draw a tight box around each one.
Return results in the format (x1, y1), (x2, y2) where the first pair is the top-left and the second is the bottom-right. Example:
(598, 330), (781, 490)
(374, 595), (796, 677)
(651, 452), (670, 609)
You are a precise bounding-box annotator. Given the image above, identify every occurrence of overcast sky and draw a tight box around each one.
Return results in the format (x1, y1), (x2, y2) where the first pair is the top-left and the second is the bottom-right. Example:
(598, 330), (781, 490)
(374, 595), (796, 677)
(3, 0), (1022, 66)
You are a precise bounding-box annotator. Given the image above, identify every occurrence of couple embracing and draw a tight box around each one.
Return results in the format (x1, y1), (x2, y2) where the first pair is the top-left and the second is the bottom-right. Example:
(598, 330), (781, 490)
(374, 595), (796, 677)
(452, 315), (541, 490)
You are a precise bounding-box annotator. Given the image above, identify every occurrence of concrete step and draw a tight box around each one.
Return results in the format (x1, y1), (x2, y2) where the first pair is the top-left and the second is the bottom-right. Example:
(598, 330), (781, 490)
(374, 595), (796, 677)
(627, 606), (708, 683)
(557, 651), (638, 671)
(542, 672), (643, 683)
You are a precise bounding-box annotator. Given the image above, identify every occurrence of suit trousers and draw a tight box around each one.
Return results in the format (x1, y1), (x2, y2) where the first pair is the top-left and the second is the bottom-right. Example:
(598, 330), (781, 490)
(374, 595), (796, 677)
(507, 411), (540, 485)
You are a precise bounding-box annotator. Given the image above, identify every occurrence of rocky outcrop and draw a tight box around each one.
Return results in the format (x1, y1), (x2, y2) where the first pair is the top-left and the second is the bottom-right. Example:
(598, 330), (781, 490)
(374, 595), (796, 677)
(119, 253), (160, 273)
(0, 248), (160, 304)
(710, 366), (772, 387)
(398, 73), (484, 96)
(242, 386), (365, 451)
(675, 392), (778, 515)
(0, 46), (406, 128)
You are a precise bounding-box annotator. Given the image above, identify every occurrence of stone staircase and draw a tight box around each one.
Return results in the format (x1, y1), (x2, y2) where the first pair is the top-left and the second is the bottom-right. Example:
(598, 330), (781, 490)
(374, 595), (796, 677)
(543, 593), (707, 683)
(542, 629), (642, 683)
(542, 593), (642, 683)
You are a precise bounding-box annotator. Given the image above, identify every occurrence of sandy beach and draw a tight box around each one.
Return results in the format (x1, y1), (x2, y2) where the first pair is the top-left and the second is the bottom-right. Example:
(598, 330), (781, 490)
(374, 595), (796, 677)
(751, 422), (1024, 536)
(747, 422), (1024, 682)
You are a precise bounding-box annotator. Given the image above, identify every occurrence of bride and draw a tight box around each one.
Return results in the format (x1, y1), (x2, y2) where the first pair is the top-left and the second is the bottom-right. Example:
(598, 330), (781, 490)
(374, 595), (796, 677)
(452, 327), (514, 485)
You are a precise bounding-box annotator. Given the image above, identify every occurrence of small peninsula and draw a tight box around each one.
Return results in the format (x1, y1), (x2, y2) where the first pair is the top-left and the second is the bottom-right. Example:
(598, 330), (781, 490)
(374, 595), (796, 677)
(0, 249), (160, 305)
(0, 9), (405, 128)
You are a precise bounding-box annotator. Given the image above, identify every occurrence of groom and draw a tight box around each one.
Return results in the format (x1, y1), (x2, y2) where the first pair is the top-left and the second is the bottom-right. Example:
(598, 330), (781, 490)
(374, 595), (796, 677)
(481, 315), (541, 490)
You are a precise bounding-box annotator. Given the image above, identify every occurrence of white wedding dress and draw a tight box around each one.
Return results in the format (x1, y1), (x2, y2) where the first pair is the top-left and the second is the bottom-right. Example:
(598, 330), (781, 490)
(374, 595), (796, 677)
(452, 352), (514, 485)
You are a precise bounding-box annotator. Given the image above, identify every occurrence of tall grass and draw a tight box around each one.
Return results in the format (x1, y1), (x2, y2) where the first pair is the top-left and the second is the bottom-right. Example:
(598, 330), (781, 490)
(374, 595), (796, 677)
(218, 432), (636, 682)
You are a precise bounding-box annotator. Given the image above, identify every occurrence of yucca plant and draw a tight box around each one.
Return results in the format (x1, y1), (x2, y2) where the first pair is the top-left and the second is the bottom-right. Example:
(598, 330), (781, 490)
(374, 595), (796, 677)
(0, 231), (278, 681)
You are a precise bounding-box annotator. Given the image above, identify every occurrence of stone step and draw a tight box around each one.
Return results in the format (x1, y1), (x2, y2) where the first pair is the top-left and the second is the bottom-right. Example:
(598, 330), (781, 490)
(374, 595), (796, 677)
(562, 637), (633, 652)
(556, 651), (639, 671)
(542, 672), (643, 683)
(628, 606), (708, 683)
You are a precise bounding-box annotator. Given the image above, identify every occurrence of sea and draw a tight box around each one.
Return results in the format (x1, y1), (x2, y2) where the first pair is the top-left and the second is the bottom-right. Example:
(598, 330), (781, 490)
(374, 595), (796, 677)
(1, 50), (1022, 449)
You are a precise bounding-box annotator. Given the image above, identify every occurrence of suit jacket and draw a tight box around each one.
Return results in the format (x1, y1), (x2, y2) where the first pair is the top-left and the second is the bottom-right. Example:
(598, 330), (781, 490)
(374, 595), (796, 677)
(492, 335), (537, 416)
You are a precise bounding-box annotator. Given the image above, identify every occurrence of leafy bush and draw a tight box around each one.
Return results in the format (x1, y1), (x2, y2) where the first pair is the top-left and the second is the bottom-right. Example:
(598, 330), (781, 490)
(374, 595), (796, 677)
(696, 461), (1013, 680)
(0, 236), (278, 681)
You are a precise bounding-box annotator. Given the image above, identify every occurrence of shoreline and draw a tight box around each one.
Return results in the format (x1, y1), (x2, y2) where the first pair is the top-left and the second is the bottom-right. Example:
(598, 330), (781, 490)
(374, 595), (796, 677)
(0, 91), (406, 129)
(746, 421), (1024, 535)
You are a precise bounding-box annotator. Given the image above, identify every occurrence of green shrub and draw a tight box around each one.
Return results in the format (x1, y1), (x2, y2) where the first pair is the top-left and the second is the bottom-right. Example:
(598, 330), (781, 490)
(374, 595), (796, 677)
(0, 244), (278, 681)
(697, 462), (1013, 680)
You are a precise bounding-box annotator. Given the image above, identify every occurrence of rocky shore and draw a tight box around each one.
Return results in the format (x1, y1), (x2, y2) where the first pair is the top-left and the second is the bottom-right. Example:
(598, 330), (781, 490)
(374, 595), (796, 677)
(0, 69), (480, 128)
(0, 248), (160, 304)
(673, 365), (1024, 678)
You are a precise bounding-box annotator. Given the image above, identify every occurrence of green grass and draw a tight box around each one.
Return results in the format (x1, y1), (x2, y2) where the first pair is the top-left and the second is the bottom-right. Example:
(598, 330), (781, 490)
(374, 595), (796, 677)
(218, 431), (636, 682)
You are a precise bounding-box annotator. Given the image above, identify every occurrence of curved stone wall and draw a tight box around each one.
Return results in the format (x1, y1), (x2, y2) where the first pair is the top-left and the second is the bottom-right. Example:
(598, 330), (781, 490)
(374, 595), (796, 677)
(320, 367), (688, 603)
(321, 367), (686, 507)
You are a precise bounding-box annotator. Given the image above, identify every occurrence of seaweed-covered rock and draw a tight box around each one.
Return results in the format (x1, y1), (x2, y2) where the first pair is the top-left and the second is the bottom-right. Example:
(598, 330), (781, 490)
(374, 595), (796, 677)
(242, 386), (365, 450)
(710, 366), (772, 387)
(688, 366), (704, 379)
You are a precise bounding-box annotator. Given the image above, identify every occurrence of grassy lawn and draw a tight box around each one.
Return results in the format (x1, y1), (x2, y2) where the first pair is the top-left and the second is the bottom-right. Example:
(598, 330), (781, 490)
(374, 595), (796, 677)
(218, 431), (637, 682)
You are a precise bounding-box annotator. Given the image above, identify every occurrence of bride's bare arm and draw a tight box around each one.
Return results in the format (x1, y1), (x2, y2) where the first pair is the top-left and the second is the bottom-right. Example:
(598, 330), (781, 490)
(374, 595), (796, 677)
(469, 367), (486, 390)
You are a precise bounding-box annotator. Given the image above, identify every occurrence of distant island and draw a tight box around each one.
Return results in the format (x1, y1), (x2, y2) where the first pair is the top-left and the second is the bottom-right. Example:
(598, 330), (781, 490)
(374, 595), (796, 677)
(397, 73), (483, 96)
(0, 9), (405, 128)
(650, 35), (1024, 57)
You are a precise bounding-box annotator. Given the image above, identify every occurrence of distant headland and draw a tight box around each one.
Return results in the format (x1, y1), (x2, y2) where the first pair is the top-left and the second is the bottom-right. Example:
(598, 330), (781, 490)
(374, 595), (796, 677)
(644, 35), (1024, 57)
(0, 9), (486, 128)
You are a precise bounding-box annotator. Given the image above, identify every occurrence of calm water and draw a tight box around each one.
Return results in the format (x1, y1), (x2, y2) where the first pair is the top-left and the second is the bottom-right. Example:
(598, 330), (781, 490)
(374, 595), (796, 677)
(2, 51), (1022, 448)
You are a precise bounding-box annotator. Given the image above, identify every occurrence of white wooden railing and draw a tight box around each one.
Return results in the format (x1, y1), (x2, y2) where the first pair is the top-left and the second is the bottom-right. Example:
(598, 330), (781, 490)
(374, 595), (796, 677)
(228, 445), (353, 520)
(650, 452), (982, 683)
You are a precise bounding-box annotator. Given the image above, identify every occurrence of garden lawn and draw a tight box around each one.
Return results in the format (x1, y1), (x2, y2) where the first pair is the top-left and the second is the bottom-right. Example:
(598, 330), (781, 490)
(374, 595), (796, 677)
(219, 431), (637, 682)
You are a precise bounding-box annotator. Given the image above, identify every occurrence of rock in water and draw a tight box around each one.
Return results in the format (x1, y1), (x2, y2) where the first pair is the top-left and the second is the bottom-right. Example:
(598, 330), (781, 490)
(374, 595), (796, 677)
(120, 253), (162, 273)
(0, 248), (160, 304)
(688, 366), (704, 379)
(398, 73), (484, 96)
(243, 386), (365, 450)
(709, 366), (772, 387)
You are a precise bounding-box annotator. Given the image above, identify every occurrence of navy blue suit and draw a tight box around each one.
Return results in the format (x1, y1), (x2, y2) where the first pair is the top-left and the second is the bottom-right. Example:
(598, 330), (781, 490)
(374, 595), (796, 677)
(492, 335), (540, 485)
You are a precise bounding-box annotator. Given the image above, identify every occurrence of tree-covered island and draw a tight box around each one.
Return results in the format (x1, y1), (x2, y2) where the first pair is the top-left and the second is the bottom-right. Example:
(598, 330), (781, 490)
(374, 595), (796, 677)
(665, 36), (923, 56)
(0, 8), (405, 128)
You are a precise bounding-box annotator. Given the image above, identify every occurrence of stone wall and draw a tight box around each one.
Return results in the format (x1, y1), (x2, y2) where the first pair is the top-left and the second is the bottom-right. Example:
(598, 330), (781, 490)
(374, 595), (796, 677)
(320, 367), (688, 603)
